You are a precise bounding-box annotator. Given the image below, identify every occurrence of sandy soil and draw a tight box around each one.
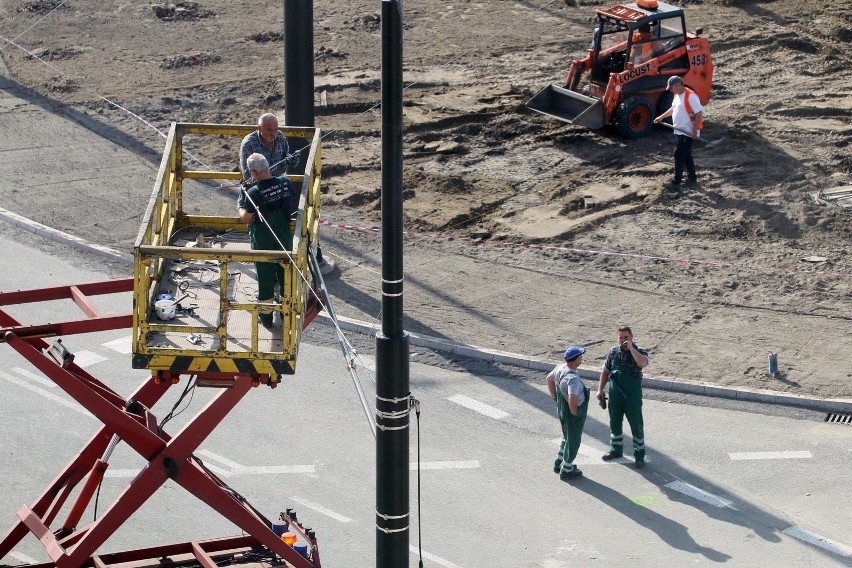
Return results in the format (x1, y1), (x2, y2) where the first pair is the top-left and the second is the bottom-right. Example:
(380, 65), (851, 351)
(1, 0), (850, 395)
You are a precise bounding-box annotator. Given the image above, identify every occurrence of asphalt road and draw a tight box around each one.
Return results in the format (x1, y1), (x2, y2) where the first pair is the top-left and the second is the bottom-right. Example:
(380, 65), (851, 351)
(2, 229), (852, 568)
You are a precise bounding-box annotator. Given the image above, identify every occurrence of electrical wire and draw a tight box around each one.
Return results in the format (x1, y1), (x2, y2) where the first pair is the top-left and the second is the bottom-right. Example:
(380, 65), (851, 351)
(157, 375), (198, 436)
(414, 401), (423, 568)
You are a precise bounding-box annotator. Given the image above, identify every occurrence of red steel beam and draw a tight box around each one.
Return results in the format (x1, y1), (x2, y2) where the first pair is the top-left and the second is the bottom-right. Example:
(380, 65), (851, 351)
(0, 378), (172, 561)
(0, 278), (134, 341)
(53, 379), (256, 568)
(0, 278), (134, 305)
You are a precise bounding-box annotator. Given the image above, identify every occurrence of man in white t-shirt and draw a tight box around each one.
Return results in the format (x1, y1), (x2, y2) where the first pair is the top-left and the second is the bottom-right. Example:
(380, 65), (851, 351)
(547, 346), (590, 480)
(654, 75), (704, 188)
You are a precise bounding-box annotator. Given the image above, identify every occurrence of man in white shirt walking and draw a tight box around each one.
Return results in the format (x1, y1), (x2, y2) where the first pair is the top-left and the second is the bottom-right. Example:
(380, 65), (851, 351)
(654, 75), (704, 189)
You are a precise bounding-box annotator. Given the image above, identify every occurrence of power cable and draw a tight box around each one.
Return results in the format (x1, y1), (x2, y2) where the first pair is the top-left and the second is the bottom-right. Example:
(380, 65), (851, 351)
(2, 0), (569, 430)
(413, 399), (423, 568)
(0, 0), (71, 52)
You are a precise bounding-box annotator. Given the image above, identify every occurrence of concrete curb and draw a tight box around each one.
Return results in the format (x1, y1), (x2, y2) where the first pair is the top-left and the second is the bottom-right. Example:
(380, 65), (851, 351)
(4, 208), (850, 415)
(0, 208), (133, 266)
(315, 312), (852, 414)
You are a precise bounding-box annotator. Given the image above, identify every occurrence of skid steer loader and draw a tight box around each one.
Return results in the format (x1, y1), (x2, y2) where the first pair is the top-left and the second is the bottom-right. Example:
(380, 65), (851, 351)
(527, 0), (713, 138)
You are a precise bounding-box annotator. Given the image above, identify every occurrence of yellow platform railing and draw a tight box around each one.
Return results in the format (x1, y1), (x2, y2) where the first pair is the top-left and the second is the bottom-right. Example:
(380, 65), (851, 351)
(132, 122), (322, 378)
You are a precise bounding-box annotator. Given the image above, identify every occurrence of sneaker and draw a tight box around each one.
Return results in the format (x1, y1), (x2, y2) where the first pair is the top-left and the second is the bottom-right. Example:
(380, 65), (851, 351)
(553, 461), (562, 474)
(664, 179), (681, 190)
(684, 178), (698, 186)
(560, 468), (583, 480)
(601, 452), (623, 461)
(635, 458), (646, 469)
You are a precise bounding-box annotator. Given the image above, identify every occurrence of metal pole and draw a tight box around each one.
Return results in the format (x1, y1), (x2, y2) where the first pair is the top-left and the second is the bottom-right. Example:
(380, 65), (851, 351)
(283, 0), (334, 274)
(376, 1), (409, 567)
(283, 0), (314, 131)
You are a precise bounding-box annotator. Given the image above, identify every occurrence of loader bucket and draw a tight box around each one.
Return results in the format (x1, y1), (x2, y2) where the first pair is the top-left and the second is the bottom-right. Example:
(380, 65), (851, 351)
(526, 84), (604, 130)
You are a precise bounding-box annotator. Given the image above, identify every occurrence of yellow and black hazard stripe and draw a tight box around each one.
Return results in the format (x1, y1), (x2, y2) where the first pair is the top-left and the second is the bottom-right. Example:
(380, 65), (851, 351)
(132, 353), (295, 375)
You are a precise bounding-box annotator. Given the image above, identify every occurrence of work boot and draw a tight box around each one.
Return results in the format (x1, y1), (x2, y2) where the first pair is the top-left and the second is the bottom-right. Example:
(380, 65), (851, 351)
(601, 452), (623, 461)
(635, 457), (646, 469)
(560, 468), (583, 480)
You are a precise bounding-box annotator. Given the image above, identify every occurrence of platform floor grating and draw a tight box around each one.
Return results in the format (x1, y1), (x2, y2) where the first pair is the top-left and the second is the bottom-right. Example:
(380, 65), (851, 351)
(145, 230), (291, 355)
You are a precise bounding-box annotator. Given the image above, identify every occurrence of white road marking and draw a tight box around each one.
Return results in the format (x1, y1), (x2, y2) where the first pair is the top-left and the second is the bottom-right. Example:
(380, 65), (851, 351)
(196, 449), (242, 470)
(102, 335), (133, 354)
(13, 366), (56, 388)
(9, 551), (38, 564)
(104, 461), (233, 478)
(236, 465), (316, 474)
(783, 526), (852, 557)
(728, 451), (813, 461)
(71, 350), (107, 367)
(446, 394), (509, 420)
(410, 545), (460, 567)
(289, 496), (353, 524)
(194, 449), (315, 475)
(0, 370), (93, 418)
(549, 440), (633, 465)
(665, 481), (732, 508)
(412, 460), (480, 470)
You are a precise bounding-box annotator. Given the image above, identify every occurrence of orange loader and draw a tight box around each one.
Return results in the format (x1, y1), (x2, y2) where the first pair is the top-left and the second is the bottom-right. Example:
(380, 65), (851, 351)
(527, 0), (713, 138)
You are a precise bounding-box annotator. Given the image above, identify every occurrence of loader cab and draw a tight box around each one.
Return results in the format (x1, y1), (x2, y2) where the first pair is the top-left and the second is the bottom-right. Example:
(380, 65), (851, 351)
(590, 3), (687, 82)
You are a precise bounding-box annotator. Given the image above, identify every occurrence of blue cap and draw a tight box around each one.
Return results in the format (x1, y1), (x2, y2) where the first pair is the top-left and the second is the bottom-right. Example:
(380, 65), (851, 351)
(564, 346), (586, 361)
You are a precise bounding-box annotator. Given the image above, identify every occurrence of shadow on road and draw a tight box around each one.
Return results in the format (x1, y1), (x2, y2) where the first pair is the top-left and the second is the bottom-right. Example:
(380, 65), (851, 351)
(574, 477), (733, 562)
(462, 369), (848, 564)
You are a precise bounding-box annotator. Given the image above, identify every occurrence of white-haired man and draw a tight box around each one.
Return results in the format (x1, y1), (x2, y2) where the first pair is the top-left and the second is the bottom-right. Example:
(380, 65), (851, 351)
(239, 113), (290, 181)
(238, 153), (296, 327)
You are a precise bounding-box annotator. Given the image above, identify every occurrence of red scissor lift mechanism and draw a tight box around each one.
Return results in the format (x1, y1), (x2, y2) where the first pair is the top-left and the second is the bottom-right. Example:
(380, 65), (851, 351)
(0, 279), (324, 568)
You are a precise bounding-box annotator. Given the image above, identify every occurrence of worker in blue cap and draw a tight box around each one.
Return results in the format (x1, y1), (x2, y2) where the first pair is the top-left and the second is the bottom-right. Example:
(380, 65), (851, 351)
(547, 346), (590, 480)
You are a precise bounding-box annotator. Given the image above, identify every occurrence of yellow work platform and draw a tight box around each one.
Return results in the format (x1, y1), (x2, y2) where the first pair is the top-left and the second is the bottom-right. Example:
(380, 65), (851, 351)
(131, 122), (322, 379)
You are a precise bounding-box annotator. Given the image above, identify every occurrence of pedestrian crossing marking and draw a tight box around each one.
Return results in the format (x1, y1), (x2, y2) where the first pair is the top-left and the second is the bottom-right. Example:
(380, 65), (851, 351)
(410, 545), (460, 567)
(665, 480), (732, 508)
(728, 451), (812, 461)
(412, 460), (480, 470)
(550, 439), (633, 465)
(783, 526), (852, 557)
(195, 449), (315, 475)
(290, 496), (353, 524)
(0, 370), (93, 418)
(103, 335), (133, 354)
(12, 366), (56, 388)
(71, 350), (107, 367)
(447, 394), (509, 420)
(9, 551), (38, 564)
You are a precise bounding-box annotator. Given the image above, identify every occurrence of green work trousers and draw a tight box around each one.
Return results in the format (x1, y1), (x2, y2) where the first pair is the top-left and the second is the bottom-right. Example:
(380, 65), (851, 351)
(249, 209), (291, 325)
(554, 385), (589, 474)
(606, 370), (645, 459)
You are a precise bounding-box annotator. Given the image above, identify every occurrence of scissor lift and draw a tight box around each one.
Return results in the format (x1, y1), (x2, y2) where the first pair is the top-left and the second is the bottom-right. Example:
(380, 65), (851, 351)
(0, 123), (326, 568)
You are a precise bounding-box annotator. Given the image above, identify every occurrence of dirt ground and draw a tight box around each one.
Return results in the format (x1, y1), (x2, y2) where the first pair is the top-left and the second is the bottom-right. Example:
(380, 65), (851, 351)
(1, 0), (851, 395)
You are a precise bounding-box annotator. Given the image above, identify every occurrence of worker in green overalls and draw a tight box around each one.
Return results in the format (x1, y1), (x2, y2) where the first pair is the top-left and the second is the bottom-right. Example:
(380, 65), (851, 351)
(597, 326), (650, 468)
(547, 346), (590, 480)
(238, 153), (296, 327)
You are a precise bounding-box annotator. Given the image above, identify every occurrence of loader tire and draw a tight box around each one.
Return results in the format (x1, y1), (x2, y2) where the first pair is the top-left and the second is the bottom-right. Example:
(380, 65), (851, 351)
(616, 95), (653, 139)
